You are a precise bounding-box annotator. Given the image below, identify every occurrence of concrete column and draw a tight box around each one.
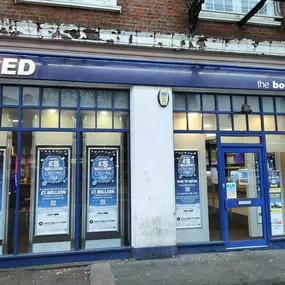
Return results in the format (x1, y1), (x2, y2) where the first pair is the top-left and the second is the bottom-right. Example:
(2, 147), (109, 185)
(130, 86), (176, 259)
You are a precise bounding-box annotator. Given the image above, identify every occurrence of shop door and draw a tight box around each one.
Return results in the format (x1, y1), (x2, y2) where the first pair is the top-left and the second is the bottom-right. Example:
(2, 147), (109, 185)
(220, 147), (268, 248)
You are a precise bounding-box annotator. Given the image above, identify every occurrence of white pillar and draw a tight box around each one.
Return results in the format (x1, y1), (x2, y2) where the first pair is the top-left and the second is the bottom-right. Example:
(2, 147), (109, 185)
(130, 86), (176, 259)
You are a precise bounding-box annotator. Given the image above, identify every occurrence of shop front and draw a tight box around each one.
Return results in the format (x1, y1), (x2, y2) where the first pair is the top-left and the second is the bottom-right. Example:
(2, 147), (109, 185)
(0, 50), (285, 267)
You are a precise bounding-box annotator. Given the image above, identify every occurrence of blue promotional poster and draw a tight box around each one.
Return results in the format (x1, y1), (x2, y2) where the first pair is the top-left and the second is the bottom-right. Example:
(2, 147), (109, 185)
(0, 149), (5, 240)
(35, 148), (70, 236)
(268, 170), (281, 192)
(87, 147), (118, 233)
(174, 150), (201, 229)
(270, 192), (284, 236)
(238, 169), (249, 185)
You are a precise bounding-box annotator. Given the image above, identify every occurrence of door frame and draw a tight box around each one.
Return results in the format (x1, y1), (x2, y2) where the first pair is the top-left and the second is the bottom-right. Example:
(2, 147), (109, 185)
(218, 134), (270, 248)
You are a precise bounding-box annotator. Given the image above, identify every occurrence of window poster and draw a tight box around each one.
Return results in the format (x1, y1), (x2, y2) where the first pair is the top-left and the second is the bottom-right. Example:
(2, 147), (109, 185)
(87, 147), (119, 233)
(174, 150), (201, 229)
(0, 149), (5, 240)
(35, 148), (70, 236)
(226, 182), (237, 199)
(270, 192), (284, 236)
(268, 170), (281, 192)
(239, 169), (249, 185)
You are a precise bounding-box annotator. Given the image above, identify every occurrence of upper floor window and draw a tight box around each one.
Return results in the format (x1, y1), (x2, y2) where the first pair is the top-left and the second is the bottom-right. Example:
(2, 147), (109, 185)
(200, 0), (281, 26)
(16, 0), (121, 12)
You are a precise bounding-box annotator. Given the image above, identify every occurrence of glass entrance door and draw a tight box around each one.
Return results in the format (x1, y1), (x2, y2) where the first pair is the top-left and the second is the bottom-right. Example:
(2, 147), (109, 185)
(220, 147), (268, 248)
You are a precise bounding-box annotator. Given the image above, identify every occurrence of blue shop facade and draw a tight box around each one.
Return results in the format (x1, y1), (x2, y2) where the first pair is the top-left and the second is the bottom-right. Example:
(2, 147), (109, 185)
(0, 51), (285, 267)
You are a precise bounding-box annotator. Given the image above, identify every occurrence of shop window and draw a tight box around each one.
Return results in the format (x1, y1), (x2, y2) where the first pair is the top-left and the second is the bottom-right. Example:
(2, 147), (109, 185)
(174, 94), (186, 111)
(266, 135), (285, 237)
(218, 95), (231, 112)
(97, 111), (112, 129)
(97, 90), (112, 108)
(263, 97), (274, 113)
(174, 113), (187, 130)
(174, 133), (221, 243)
(114, 111), (129, 129)
(61, 89), (77, 107)
(247, 96), (260, 112)
(2, 86), (19, 106)
(81, 110), (96, 129)
(42, 88), (59, 107)
(221, 136), (260, 144)
(60, 110), (77, 128)
(114, 91), (129, 109)
(248, 114), (261, 131)
(276, 97), (285, 113)
(202, 95), (215, 111)
(41, 109), (59, 128)
(232, 96), (245, 112)
(187, 94), (201, 111)
(203, 114), (216, 130)
(22, 109), (39, 128)
(22, 87), (40, 106)
(1, 108), (18, 127)
(277, 115), (285, 131)
(80, 89), (96, 108)
(188, 113), (202, 130)
(264, 115), (276, 131)
(219, 114), (232, 131)
(234, 114), (247, 131)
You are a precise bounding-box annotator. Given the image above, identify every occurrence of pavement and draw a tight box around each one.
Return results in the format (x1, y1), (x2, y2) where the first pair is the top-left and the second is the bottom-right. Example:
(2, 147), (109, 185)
(2, 249), (285, 284)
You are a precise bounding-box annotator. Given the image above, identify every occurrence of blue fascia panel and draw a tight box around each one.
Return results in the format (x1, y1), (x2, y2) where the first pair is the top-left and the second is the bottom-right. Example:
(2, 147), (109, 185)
(0, 53), (285, 91)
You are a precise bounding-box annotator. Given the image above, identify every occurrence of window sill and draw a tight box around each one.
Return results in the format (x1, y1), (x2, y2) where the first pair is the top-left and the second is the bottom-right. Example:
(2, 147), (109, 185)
(15, 0), (122, 12)
(200, 10), (282, 26)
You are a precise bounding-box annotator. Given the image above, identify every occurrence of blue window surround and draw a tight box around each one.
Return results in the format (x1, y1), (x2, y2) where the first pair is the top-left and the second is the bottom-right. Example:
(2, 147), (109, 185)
(1, 50), (285, 267)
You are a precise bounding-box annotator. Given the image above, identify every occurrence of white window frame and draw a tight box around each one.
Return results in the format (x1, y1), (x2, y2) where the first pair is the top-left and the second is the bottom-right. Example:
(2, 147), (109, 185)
(200, 0), (282, 26)
(15, 0), (121, 12)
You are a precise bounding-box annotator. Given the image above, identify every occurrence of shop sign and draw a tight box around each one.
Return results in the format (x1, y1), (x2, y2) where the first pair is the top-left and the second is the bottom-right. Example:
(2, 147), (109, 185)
(174, 150), (201, 229)
(1, 58), (36, 76)
(35, 147), (70, 236)
(87, 147), (119, 233)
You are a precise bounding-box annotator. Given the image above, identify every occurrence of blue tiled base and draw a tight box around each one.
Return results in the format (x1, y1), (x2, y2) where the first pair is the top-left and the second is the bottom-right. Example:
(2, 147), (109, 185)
(133, 246), (177, 260)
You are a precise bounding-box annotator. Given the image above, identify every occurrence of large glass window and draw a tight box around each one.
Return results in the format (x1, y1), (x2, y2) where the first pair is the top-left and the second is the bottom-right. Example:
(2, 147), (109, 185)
(0, 86), (130, 256)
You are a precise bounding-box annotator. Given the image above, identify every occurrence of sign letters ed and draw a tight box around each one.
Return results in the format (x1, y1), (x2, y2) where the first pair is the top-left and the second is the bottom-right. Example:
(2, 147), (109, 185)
(0, 58), (36, 76)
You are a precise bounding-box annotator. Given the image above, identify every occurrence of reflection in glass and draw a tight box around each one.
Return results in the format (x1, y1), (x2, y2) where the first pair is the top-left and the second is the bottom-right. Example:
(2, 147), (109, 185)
(61, 89), (77, 107)
(202, 95), (215, 111)
(80, 110), (96, 128)
(114, 111), (129, 129)
(232, 96), (245, 112)
(275, 97), (285, 113)
(1, 108), (18, 127)
(22, 87), (40, 106)
(263, 97), (274, 112)
(2, 86), (19, 105)
(22, 109), (39, 128)
(174, 94), (186, 111)
(247, 96), (260, 112)
(80, 89), (96, 108)
(219, 114), (232, 131)
(41, 109), (59, 128)
(42, 88), (59, 106)
(218, 95), (231, 111)
(187, 94), (201, 111)
(60, 110), (77, 128)
(114, 91), (129, 109)
(97, 90), (112, 108)
(203, 114), (216, 130)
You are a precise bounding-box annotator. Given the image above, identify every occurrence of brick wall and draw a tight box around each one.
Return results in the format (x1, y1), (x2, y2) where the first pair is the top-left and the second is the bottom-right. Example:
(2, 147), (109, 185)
(0, 0), (284, 42)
